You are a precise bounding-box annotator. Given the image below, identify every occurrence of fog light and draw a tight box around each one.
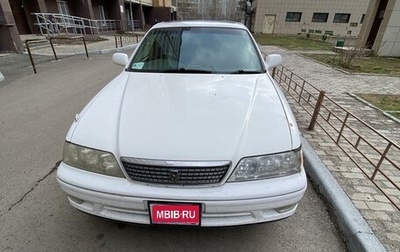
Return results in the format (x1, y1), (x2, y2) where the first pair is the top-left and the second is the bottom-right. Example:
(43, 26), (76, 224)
(276, 203), (297, 213)
(68, 195), (84, 204)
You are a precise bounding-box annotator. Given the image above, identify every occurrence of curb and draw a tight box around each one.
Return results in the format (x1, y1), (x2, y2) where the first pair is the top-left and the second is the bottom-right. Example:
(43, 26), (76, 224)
(302, 137), (387, 252)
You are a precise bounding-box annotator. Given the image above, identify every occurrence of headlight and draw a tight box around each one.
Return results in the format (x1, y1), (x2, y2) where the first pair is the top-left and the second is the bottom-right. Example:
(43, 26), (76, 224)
(228, 149), (302, 182)
(63, 142), (125, 178)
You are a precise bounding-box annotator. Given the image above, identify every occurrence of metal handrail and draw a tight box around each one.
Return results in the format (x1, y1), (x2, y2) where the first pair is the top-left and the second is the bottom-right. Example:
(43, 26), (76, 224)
(273, 65), (400, 211)
(25, 39), (57, 74)
(32, 13), (142, 36)
(25, 36), (89, 74)
(49, 36), (89, 60)
(114, 34), (143, 48)
(32, 13), (100, 36)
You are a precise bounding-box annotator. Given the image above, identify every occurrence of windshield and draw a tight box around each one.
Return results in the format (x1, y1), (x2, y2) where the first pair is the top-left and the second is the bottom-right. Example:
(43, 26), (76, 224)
(127, 27), (265, 74)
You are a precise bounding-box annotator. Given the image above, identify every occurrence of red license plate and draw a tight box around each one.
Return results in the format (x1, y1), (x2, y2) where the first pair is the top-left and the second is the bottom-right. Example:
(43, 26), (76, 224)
(149, 203), (201, 226)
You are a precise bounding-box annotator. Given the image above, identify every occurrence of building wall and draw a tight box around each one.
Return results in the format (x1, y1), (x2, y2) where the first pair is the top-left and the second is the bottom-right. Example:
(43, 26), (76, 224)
(177, 0), (202, 20)
(9, 0), (30, 34)
(150, 6), (172, 24)
(253, 0), (370, 37)
(0, 0), (23, 52)
(377, 0), (400, 56)
(92, 0), (112, 19)
(70, 0), (94, 19)
(153, 0), (172, 7)
(45, 0), (58, 13)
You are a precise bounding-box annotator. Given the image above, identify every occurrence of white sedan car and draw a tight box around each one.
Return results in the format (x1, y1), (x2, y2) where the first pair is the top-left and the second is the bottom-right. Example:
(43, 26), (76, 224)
(57, 21), (307, 227)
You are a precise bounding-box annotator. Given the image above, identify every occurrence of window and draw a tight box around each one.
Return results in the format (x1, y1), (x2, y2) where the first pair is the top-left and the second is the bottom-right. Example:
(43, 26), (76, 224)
(129, 28), (264, 74)
(57, 0), (70, 15)
(312, 13), (329, 23)
(333, 13), (351, 23)
(285, 12), (302, 22)
(360, 14), (365, 24)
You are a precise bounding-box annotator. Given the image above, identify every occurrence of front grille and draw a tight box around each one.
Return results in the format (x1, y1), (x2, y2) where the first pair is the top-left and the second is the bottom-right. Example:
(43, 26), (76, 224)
(121, 158), (230, 185)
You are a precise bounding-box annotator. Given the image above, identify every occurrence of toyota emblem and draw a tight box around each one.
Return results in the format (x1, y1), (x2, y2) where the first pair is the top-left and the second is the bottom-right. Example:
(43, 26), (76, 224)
(169, 169), (179, 182)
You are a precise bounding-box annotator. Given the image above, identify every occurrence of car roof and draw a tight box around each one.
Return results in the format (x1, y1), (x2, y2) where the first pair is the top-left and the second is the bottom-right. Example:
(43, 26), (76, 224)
(151, 20), (248, 30)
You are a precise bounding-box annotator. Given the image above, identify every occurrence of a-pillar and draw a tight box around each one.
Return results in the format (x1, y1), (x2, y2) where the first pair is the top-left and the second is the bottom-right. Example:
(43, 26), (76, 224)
(0, 0), (23, 52)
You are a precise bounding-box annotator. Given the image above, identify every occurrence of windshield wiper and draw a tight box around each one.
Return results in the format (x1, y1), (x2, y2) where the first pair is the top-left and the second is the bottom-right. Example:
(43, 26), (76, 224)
(164, 68), (213, 74)
(231, 69), (263, 74)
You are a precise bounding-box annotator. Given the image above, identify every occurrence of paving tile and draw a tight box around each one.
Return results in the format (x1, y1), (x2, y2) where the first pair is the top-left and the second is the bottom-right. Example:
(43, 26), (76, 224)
(361, 210), (392, 221)
(355, 186), (378, 194)
(353, 200), (369, 210)
(387, 233), (400, 243)
(366, 202), (397, 212)
(341, 172), (367, 179)
(352, 193), (374, 201)
(374, 195), (391, 203)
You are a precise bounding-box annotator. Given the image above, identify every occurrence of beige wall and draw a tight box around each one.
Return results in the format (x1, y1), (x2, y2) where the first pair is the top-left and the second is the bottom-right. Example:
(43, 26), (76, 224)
(254, 0), (370, 37)
(358, 0), (380, 46)
(377, 0), (400, 56)
(153, 0), (172, 8)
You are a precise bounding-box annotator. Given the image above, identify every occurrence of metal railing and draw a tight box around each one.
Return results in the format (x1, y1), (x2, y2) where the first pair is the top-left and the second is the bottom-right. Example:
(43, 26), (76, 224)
(48, 36), (89, 60)
(33, 13), (99, 36)
(98, 20), (141, 33)
(25, 39), (55, 74)
(32, 13), (142, 36)
(96, 19), (122, 32)
(123, 20), (142, 30)
(114, 34), (143, 48)
(25, 37), (89, 74)
(272, 65), (400, 211)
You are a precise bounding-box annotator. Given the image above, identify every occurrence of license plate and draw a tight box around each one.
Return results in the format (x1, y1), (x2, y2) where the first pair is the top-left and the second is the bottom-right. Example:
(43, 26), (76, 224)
(149, 202), (201, 226)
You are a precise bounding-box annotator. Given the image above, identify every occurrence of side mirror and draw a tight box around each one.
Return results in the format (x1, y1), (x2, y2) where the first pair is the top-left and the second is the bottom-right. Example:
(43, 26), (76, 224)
(113, 53), (129, 66)
(265, 54), (282, 69)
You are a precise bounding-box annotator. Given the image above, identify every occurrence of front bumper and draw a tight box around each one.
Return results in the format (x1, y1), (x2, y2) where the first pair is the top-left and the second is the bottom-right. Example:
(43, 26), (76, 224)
(57, 162), (307, 227)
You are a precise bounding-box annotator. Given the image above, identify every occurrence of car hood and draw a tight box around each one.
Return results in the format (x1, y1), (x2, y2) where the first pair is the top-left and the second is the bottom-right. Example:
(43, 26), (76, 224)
(68, 72), (298, 161)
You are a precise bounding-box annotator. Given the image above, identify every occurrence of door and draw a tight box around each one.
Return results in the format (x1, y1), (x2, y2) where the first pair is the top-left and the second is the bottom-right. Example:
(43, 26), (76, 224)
(99, 6), (106, 26)
(366, 0), (389, 48)
(57, 0), (70, 15)
(263, 15), (275, 34)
